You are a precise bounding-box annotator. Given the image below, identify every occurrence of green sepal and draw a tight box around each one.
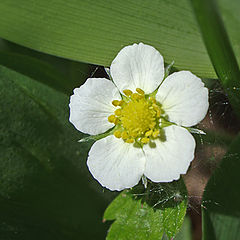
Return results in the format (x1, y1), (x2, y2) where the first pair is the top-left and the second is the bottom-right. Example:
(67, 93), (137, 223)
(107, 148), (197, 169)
(186, 127), (206, 135)
(78, 128), (114, 143)
(164, 60), (175, 77)
(104, 67), (113, 80)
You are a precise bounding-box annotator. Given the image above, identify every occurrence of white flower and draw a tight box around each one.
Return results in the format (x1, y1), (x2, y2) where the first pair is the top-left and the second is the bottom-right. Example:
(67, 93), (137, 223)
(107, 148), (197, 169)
(69, 43), (209, 191)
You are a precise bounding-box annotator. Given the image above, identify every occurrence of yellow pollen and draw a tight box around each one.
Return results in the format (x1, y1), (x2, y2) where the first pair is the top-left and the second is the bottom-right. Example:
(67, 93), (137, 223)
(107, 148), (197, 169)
(141, 137), (150, 144)
(114, 109), (122, 116)
(149, 122), (156, 129)
(126, 138), (135, 143)
(114, 130), (122, 138)
(108, 115), (116, 123)
(114, 118), (119, 124)
(108, 88), (162, 144)
(123, 89), (133, 96)
(132, 93), (143, 100)
(152, 130), (160, 138)
(136, 88), (145, 95)
(129, 131), (138, 138)
(121, 131), (129, 140)
(145, 129), (153, 137)
(152, 104), (159, 110)
(112, 100), (123, 107)
(156, 109), (161, 118)
(150, 97), (156, 103)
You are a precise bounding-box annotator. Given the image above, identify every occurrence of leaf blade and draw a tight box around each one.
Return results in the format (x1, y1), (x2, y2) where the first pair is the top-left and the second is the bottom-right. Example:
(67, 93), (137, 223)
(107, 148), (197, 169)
(0, 65), (111, 239)
(104, 180), (188, 240)
(0, 0), (216, 78)
(0, 39), (90, 94)
(191, 0), (240, 117)
(202, 133), (240, 240)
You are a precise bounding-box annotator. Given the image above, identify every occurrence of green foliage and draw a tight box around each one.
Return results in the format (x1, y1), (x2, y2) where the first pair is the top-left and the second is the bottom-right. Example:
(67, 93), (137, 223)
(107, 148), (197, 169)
(0, 39), (90, 94)
(218, 0), (240, 67)
(202, 133), (240, 240)
(174, 216), (192, 240)
(0, 65), (112, 240)
(191, 0), (240, 118)
(104, 180), (188, 240)
(191, 1), (240, 236)
(161, 216), (192, 240)
(0, 0), (217, 78)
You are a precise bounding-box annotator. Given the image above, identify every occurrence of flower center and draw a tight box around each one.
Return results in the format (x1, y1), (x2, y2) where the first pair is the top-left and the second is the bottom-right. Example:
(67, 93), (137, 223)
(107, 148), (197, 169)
(108, 88), (162, 144)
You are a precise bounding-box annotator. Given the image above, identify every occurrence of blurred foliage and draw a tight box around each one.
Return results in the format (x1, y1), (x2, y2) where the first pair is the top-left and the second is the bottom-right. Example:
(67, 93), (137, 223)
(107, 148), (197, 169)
(0, 39), (90, 95)
(202, 133), (240, 240)
(0, 0), (239, 80)
(218, 0), (240, 67)
(191, 1), (240, 239)
(0, 0), (215, 78)
(0, 65), (114, 240)
(191, 0), (240, 118)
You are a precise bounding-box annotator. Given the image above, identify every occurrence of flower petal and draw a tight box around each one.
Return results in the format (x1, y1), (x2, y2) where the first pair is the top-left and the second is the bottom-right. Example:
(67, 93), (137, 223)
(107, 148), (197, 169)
(110, 43), (164, 94)
(87, 135), (145, 191)
(143, 125), (195, 182)
(69, 78), (121, 135)
(156, 71), (209, 127)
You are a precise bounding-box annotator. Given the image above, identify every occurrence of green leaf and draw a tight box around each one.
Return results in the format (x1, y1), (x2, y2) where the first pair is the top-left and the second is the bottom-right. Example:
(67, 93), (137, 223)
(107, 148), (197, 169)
(0, 65), (113, 239)
(174, 216), (192, 240)
(0, 0), (217, 78)
(202, 133), (240, 240)
(162, 216), (192, 240)
(218, 0), (240, 69)
(191, 0), (240, 117)
(0, 39), (90, 94)
(104, 180), (188, 240)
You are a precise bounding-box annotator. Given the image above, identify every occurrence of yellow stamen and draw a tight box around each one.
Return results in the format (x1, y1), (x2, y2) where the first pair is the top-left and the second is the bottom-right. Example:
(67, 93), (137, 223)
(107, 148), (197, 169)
(129, 131), (138, 138)
(114, 130), (122, 138)
(126, 138), (135, 143)
(152, 130), (160, 138)
(114, 118), (119, 124)
(136, 88), (145, 95)
(108, 115), (116, 123)
(150, 97), (156, 103)
(123, 89), (133, 96)
(121, 131), (129, 139)
(132, 93), (141, 100)
(108, 88), (162, 144)
(114, 109), (122, 116)
(156, 109), (161, 118)
(149, 122), (156, 129)
(112, 100), (123, 107)
(145, 129), (153, 137)
(119, 100), (124, 106)
(152, 104), (159, 110)
(141, 137), (150, 144)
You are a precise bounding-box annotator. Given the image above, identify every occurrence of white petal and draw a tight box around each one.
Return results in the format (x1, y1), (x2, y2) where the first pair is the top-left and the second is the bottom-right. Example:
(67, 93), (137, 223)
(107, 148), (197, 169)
(156, 71), (209, 127)
(87, 135), (145, 191)
(69, 78), (121, 135)
(110, 43), (164, 94)
(143, 125), (195, 182)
